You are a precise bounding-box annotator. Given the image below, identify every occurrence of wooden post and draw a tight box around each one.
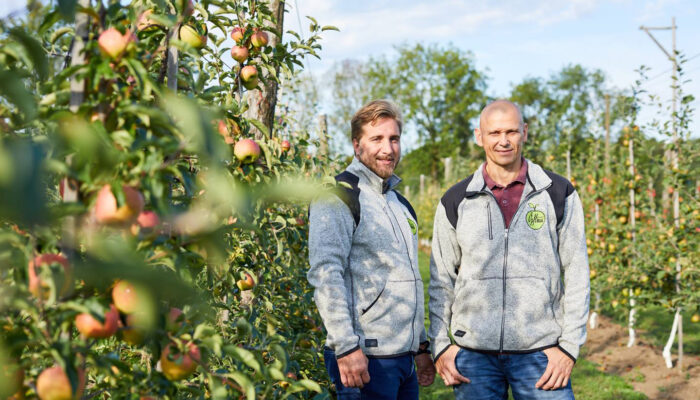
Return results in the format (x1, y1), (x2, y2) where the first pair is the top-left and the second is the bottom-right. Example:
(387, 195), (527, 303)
(443, 157), (452, 184)
(604, 95), (611, 176)
(318, 114), (328, 157)
(62, 0), (91, 257)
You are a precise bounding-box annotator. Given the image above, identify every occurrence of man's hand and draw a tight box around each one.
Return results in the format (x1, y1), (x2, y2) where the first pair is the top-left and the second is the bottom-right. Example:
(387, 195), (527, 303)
(434, 345), (470, 386)
(336, 348), (370, 388)
(415, 353), (436, 386)
(535, 347), (574, 390)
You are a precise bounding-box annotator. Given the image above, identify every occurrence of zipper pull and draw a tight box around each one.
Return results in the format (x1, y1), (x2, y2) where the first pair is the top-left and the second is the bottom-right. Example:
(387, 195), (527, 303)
(504, 229), (508, 238)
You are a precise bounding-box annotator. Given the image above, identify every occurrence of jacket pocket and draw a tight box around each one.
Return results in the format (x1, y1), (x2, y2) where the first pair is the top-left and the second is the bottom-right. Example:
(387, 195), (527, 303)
(361, 286), (385, 316)
(358, 280), (418, 347)
(503, 276), (560, 350)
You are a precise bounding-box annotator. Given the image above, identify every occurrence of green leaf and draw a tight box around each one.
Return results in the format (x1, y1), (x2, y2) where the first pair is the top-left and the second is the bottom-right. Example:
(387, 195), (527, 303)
(321, 25), (340, 32)
(248, 119), (270, 139)
(228, 346), (262, 373)
(0, 70), (37, 121)
(57, 0), (78, 22)
(292, 379), (322, 393)
(9, 28), (49, 80)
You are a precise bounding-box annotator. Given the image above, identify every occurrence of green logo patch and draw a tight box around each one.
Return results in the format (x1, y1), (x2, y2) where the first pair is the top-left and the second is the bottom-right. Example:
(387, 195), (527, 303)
(526, 203), (545, 230)
(407, 218), (417, 235)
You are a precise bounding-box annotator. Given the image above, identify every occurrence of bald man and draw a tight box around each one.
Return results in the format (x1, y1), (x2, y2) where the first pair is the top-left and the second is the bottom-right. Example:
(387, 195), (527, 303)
(428, 100), (589, 399)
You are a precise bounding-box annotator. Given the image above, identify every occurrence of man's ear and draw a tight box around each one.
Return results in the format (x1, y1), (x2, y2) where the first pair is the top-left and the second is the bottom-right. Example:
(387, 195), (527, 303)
(352, 138), (359, 156)
(474, 128), (483, 148)
(522, 123), (528, 143)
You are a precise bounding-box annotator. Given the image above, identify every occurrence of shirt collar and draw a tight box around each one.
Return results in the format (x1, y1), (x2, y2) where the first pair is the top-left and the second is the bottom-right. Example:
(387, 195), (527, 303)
(482, 158), (528, 189)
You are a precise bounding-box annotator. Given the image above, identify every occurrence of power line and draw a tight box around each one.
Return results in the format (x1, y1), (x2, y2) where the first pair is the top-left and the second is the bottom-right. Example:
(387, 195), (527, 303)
(641, 51), (700, 85)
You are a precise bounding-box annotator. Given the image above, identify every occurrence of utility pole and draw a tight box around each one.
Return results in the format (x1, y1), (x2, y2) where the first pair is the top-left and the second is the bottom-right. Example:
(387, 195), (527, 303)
(640, 17), (682, 371)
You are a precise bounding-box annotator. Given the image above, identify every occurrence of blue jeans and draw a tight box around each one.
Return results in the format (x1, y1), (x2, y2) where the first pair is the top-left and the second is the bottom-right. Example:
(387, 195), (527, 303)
(323, 348), (419, 400)
(453, 348), (575, 400)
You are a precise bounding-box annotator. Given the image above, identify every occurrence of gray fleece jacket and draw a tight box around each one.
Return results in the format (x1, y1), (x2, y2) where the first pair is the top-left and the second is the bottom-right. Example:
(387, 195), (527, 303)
(308, 158), (427, 358)
(429, 159), (589, 362)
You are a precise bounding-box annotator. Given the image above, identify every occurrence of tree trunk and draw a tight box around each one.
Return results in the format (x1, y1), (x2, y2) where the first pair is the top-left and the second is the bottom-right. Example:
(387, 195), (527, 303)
(245, 0), (285, 139)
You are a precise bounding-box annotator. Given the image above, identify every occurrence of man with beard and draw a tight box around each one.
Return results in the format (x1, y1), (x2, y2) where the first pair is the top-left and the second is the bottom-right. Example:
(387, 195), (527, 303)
(308, 100), (436, 399)
(428, 100), (589, 399)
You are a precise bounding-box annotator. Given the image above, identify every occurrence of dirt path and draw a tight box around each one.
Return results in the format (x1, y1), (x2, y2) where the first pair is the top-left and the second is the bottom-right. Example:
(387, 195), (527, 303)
(583, 315), (700, 399)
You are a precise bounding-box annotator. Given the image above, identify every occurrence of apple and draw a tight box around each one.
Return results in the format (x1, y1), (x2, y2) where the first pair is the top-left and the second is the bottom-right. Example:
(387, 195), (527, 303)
(240, 65), (258, 81)
(36, 366), (85, 400)
(240, 65), (259, 89)
(136, 9), (158, 31)
(136, 210), (160, 230)
(160, 342), (201, 380)
(250, 29), (269, 47)
(98, 28), (133, 59)
(112, 280), (141, 314)
(1, 362), (23, 399)
(28, 253), (72, 299)
(281, 139), (291, 152)
(179, 24), (205, 49)
(75, 304), (119, 339)
(121, 314), (146, 345)
(165, 307), (185, 332)
(236, 273), (255, 291)
(230, 45), (249, 63)
(217, 120), (234, 144)
(692, 314), (700, 323)
(230, 26), (245, 43)
(94, 185), (145, 225)
(176, 0), (194, 17)
(234, 139), (261, 164)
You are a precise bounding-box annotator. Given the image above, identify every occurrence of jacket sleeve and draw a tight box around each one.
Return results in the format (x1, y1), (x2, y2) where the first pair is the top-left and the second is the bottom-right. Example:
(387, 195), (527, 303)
(428, 202), (461, 361)
(556, 190), (590, 362)
(307, 195), (360, 358)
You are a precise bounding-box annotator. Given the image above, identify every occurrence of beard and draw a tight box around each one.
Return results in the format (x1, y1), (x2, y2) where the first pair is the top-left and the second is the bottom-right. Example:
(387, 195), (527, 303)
(356, 148), (400, 179)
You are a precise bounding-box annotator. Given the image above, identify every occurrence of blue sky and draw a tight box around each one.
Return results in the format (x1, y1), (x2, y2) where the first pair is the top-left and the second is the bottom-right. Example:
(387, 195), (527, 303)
(2, 0), (698, 142)
(286, 0), (700, 142)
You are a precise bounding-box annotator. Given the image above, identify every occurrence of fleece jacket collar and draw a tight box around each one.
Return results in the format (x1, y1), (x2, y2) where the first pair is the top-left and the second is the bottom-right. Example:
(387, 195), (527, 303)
(347, 157), (402, 195)
(466, 158), (552, 194)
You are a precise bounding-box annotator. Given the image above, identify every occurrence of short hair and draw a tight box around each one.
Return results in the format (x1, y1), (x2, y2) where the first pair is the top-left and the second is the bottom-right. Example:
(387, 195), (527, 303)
(480, 99), (525, 130)
(350, 100), (403, 142)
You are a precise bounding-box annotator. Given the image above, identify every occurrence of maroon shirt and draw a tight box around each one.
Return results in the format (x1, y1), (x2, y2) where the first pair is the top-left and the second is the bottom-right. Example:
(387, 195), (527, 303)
(482, 159), (528, 228)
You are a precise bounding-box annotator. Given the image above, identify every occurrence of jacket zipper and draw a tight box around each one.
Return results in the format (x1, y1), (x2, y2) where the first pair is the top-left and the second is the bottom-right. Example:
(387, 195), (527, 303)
(383, 193), (419, 350)
(482, 188), (545, 352)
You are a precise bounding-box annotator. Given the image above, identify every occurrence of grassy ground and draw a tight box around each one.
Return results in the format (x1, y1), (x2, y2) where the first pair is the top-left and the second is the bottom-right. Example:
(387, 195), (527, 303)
(416, 250), (647, 400)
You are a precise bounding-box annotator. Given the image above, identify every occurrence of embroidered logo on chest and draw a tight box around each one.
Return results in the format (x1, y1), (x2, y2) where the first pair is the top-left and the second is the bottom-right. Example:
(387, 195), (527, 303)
(526, 203), (545, 230)
(407, 218), (417, 235)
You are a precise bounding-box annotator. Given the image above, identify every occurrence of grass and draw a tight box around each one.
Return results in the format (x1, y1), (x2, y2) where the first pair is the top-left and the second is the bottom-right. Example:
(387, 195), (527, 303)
(416, 250), (647, 400)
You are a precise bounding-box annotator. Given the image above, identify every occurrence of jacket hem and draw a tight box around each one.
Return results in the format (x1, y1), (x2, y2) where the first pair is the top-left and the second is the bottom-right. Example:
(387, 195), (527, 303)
(433, 344), (452, 363)
(457, 343), (559, 355)
(557, 345), (577, 363)
(335, 344), (361, 359)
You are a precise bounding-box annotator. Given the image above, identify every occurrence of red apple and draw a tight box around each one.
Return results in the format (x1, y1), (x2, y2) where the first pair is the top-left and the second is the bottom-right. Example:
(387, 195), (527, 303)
(230, 27), (245, 43)
(75, 304), (119, 339)
(136, 9), (158, 31)
(240, 65), (259, 89)
(160, 342), (201, 380)
(281, 139), (291, 152)
(98, 28), (133, 59)
(230, 45), (249, 63)
(165, 307), (185, 332)
(112, 280), (141, 314)
(28, 253), (72, 299)
(136, 210), (160, 229)
(234, 139), (261, 164)
(217, 120), (234, 144)
(176, 0), (194, 17)
(236, 272), (255, 291)
(94, 185), (145, 225)
(36, 366), (85, 400)
(250, 29), (269, 48)
(179, 24), (205, 49)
